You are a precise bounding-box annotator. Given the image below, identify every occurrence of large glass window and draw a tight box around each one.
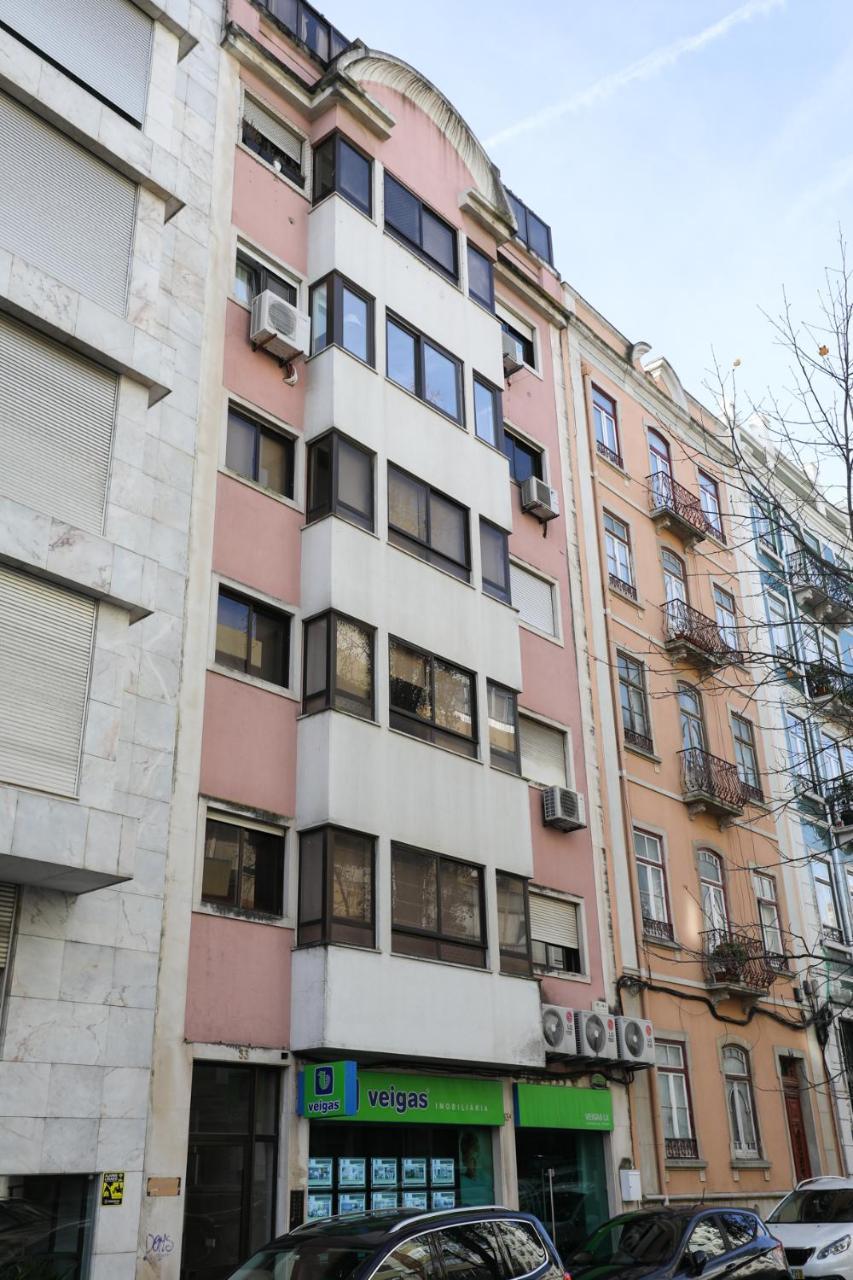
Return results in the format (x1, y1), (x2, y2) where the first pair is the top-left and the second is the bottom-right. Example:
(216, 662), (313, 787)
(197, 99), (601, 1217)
(215, 587), (290, 687)
(655, 1041), (695, 1157)
(753, 872), (783, 957)
(592, 386), (620, 465)
(225, 405), (295, 498)
(202, 817), (284, 916)
(388, 465), (470, 580)
(785, 712), (816, 792)
(814, 858), (840, 939)
(389, 639), (477, 758)
(312, 131), (372, 214)
(0, 1175), (95, 1277)
(306, 430), (374, 531)
(391, 844), (485, 967)
(487, 681), (520, 774)
(496, 872), (532, 976)
(698, 470), (724, 538)
(302, 611), (374, 719)
(479, 520), (511, 603)
(298, 826), (375, 947)
(604, 512), (635, 598)
(699, 850), (728, 934)
(766, 593), (793, 661)
(467, 242), (494, 310)
(242, 96), (304, 187)
(713, 585), (738, 651)
(732, 714), (761, 799)
(633, 830), (671, 939)
(473, 376), (502, 447)
(722, 1047), (760, 1157)
(384, 173), (458, 280)
(678, 685), (706, 752)
(529, 891), (582, 974)
(386, 315), (463, 423)
(502, 428), (543, 484)
(617, 653), (652, 752)
(309, 273), (374, 364)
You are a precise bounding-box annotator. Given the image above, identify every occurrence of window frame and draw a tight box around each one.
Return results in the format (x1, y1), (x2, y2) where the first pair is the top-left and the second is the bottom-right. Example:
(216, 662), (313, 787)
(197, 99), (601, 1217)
(529, 889), (583, 975)
(386, 312), (464, 425)
(301, 609), (375, 720)
(731, 713), (761, 798)
(509, 560), (558, 637)
(813, 858), (841, 935)
(240, 93), (306, 190)
(479, 519), (511, 604)
(766, 591), (793, 661)
(383, 171), (459, 282)
(699, 849), (729, 934)
(785, 711), (817, 793)
(201, 812), (286, 918)
(698, 470), (724, 539)
(753, 871), (783, 957)
(473, 374), (503, 447)
(633, 829), (672, 939)
(518, 713), (569, 789)
(713, 584), (738, 651)
(466, 241), (495, 311)
(604, 511), (636, 598)
(214, 585), (292, 690)
(487, 680), (521, 775)
(502, 427), (544, 484)
(496, 871), (533, 976)
(387, 464), (471, 582)
(234, 249), (299, 309)
(592, 386), (621, 466)
(500, 317), (536, 370)
(306, 429), (374, 532)
(655, 1040), (697, 1152)
(617, 652), (653, 753)
(722, 1046), (761, 1159)
(311, 129), (373, 216)
(224, 402), (296, 500)
(388, 637), (478, 758)
(309, 271), (375, 366)
(391, 842), (487, 968)
(297, 824), (376, 948)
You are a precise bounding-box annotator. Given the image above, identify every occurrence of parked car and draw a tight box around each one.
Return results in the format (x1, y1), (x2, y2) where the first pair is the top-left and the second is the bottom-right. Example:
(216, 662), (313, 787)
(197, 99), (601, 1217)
(767, 1176), (853, 1279)
(226, 1206), (566, 1280)
(565, 1206), (789, 1280)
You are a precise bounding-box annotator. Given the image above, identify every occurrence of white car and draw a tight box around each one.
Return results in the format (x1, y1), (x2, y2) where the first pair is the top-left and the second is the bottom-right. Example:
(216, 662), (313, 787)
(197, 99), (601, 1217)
(768, 1177), (853, 1279)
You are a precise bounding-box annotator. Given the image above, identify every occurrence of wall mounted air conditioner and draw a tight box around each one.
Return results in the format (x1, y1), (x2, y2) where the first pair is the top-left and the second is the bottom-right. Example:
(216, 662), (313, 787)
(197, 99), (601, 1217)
(542, 787), (586, 832)
(575, 1009), (618, 1060)
(616, 1015), (655, 1066)
(541, 1004), (579, 1058)
(520, 475), (559, 522)
(502, 330), (524, 378)
(250, 290), (311, 361)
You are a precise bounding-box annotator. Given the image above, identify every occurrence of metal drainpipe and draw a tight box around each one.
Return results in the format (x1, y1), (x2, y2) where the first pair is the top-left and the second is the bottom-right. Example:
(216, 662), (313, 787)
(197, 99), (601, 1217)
(578, 361), (670, 1205)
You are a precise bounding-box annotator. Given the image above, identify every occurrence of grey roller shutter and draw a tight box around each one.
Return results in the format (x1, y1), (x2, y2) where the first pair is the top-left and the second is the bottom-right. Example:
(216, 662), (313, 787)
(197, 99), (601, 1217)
(243, 96), (303, 166)
(0, 315), (117, 534)
(0, 568), (96, 797)
(529, 893), (579, 949)
(510, 562), (555, 634)
(0, 0), (153, 124)
(0, 91), (137, 315)
(519, 715), (567, 788)
(0, 883), (17, 968)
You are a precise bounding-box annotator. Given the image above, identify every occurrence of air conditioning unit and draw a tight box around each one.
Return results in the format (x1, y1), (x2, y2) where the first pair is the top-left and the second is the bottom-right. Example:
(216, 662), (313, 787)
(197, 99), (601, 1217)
(250, 290), (311, 361)
(542, 787), (586, 832)
(520, 476), (559, 522)
(575, 1009), (618, 1060)
(616, 1016), (655, 1066)
(502, 330), (524, 378)
(541, 1004), (579, 1058)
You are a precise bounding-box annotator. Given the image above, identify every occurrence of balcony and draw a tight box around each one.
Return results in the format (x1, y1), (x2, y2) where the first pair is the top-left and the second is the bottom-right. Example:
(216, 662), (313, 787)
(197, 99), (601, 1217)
(788, 549), (853, 629)
(647, 473), (710, 548)
(665, 1137), (699, 1160)
(643, 915), (675, 943)
(701, 926), (775, 1001)
(609, 571), (637, 602)
(679, 747), (745, 820)
(826, 778), (853, 848)
(662, 600), (741, 669)
(804, 662), (853, 721)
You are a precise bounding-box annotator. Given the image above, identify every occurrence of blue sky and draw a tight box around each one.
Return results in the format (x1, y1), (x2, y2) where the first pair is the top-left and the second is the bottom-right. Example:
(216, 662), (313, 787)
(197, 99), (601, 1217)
(327, 0), (853, 418)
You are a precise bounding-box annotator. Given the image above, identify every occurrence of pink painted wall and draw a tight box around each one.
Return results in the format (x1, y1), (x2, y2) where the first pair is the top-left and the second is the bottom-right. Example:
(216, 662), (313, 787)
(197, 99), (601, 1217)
(186, 911), (293, 1047)
(227, 0), (322, 88)
(214, 473), (301, 604)
(223, 301), (306, 428)
(232, 144), (310, 275)
(200, 672), (297, 816)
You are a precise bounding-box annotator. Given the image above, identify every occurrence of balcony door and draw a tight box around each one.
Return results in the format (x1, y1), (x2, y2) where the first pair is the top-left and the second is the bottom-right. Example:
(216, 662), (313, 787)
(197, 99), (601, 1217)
(648, 428), (672, 506)
(698, 849), (728, 935)
(678, 685), (706, 752)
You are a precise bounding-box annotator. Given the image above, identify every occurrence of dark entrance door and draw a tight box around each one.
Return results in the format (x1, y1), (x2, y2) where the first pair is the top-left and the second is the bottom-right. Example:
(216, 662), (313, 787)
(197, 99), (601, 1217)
(781, 1057), (812, 1183)
(514, 1128), (608, 1261)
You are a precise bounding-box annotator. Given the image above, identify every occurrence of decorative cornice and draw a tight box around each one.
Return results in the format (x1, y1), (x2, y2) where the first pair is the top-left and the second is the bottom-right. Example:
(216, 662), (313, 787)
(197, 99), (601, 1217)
(495, 258), (569, 328)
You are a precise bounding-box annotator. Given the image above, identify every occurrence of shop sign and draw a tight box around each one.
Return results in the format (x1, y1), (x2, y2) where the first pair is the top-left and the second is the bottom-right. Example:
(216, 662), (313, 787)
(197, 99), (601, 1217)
(313, 1069), (504, 1125)
(514, 1083), (613, 1131)
(298, 1061), (358, 1117)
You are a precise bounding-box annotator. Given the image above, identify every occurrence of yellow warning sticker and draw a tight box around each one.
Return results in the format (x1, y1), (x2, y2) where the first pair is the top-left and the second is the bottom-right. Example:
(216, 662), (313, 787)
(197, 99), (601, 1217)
(101, 1172), (125, 1206)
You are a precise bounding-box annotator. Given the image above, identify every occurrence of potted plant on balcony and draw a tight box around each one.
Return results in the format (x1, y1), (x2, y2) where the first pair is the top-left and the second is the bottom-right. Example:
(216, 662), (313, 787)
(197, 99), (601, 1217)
(709, 937), (749, 983)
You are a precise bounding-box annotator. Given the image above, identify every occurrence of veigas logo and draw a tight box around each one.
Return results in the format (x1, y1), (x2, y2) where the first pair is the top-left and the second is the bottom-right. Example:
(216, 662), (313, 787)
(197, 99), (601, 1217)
(365, 1084), (429, 1115)
(305, 1066), (343, 1114)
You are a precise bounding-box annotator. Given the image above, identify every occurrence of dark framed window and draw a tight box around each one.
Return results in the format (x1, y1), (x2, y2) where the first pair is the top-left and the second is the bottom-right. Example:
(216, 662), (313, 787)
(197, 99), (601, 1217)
(480, 519), (511, 603)
(388, 464), (470, 581)
(242, 97), (304, 187)
(496, 873), (532, 976)
(502, 428), (543, 484)
(467, 242), (495, 310)
(225, 404), (295, 498)
(202, 817), (284, 916)
(506, 190), (553, 265)
(384, 173), (458, 281)
(306, 430), (374, 531)
(592, 386), (621, 466)
(309, 272), (374, 365)
(298, 826), (375, 947)
(500, 318), (535, 369)
(234, 252), (297, 308)
(698, 471), (724, 538)
(312, 130), (372, 215)
(617, 652), (652, 752)
(488, 682), (520, 775)
(257, 0), (349, 66)
(391, 843), (486, 967)
(302, 611), (374, 719)
(389, 637), (477, 758)
(732, 714), (762, 800)
(386, 314), (463, 423)
(216, 587), (290, 687)
(473, 375), (502, 446)
(529, 892), (582, 973)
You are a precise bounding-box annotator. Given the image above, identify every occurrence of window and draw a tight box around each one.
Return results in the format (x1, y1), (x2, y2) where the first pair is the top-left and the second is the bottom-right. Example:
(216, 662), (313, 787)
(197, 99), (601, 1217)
(215, 588), (290, 687)
(374, 1238), (441, 1280)
(699, 850), (728, 934)
(309, 272), (374, 364)
(655, 1041), (696, 1157)
(698, 471), (724, 539)
(633, 831), (671, 940)
(822, 629), (842, 669)
(685, 1219), (727, 1260)
(312, 131), (371, 214)
(818, 731), (844, 787)
(389, 639), (477, 758)
(814, 859), (841, 938)
(391, 844), (485, 967)
(242, 96), (304, 187)
(506, 190), (553, 264)
(713, 586), (738, 651)
(766, 594), (793, 661)
(720, 1213), (757, 1247)
(298, 826), (375, 947)
(480, 520), (511, 603)
(604, 513), (635, 598)
(753, 873), (783, 957)
(488, 682), (520, 774)
(617, 654), (652, 753)
(502, 428), (543, 484)
(257, 0), (349, 64)
(500, 317), (535, 369)
(785, 713), (816, 791)
(384, 173), (458, 280)
(732, 714), (761, 799)
(647, 428), (671, 483)
(661, 549), (687, 609)
(492, 1221), (548, 1275)
(435, 1224), (506, 1280)
(473, 376), (503, 446)
(592, 387), (621, 465)
(225, 405), (295, 498)
(751, 494), (783, 556)
(496, 873), (532, 975)
(519, 716), (567, 788)
(678, 685), (706, 752)
(723, 1046), (760, 1157)
(234, 252), (297, 308)
(510, 563), (556, 635)
(202, 817), (284, 916)
(0, 883), (17, 1018)
(529, 892), (582, 973)
(388, 465), (470, 581)
(302, 612), (374, 719)
(386, 314), (463, 423)
(306, 430), (374, 531)
(467, 243), (495, 310)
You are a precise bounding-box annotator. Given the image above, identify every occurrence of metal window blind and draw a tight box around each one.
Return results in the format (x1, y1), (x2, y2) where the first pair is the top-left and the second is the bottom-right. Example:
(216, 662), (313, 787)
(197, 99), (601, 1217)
(529, 893), (578, 949)
(0, 90), (137, 315)
(510, 563), (555, 634)
(243, 96), (302, 165)
(0, 0), (153, 124)
(0, 315), (117, 534)
(0, 883), (16, 968)
(0, 567), (96, 797)
(520, 715), (566, 787)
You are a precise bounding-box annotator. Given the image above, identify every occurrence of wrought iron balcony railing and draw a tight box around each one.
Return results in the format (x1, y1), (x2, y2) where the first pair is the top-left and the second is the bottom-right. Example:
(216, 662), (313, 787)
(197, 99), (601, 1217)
(788, 548), (853, 626)
(643, 915), (675, 943)
(663, 599), (740, 667)
(826, 778), (853, 832)
(624, 726), (655, 755)
(822, 924), (845, 946)
(647, 473), (710, 545)
(596, 439), (624, 469)
(679, 747), (745, 818)
(700, 925), (775, 993)
(804, 662), (853, 718)
(665, 1137), (699, 1160)
(609, 572), (638, 601)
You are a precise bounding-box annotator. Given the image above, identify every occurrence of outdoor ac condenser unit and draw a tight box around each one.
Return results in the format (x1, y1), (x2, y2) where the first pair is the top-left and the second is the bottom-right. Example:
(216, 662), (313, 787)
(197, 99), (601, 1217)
(520, 475), (559, 522)
(542, 787), (586, 832)
(541, 1004), (580, 1058)
(250, 289), (311, 361)
(615, 1015), (655, 1066)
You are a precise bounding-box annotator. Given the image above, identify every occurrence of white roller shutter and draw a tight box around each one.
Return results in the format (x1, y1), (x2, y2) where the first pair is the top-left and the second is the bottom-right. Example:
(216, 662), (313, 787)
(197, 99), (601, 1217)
(0, 883), (17, 969)
(243, 96), (303, 166)
(0, 91), (137, 315)
(510, 562), (555, 634)
(0, 568), (96, 796)
(0, 0), (153, 124)
(0, 315), (117, 534)
(520, 715), (567, 787)
(529, 893), (579, 949)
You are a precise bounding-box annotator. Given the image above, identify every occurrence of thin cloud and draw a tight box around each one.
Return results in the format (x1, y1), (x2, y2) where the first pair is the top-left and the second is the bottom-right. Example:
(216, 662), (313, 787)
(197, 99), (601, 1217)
(484, 0), (785, 148)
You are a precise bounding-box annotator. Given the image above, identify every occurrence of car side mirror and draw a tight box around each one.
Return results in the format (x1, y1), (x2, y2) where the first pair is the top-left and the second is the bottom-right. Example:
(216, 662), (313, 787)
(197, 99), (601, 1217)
(687, 1250), (709, 1277)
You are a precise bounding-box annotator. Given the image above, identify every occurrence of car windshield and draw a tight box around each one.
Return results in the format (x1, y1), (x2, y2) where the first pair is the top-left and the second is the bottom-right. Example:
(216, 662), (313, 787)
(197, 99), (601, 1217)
(570, 1215), (687, 1266)
(768, 1189), (853, 1225)
(227, 1241), (373, 1280)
